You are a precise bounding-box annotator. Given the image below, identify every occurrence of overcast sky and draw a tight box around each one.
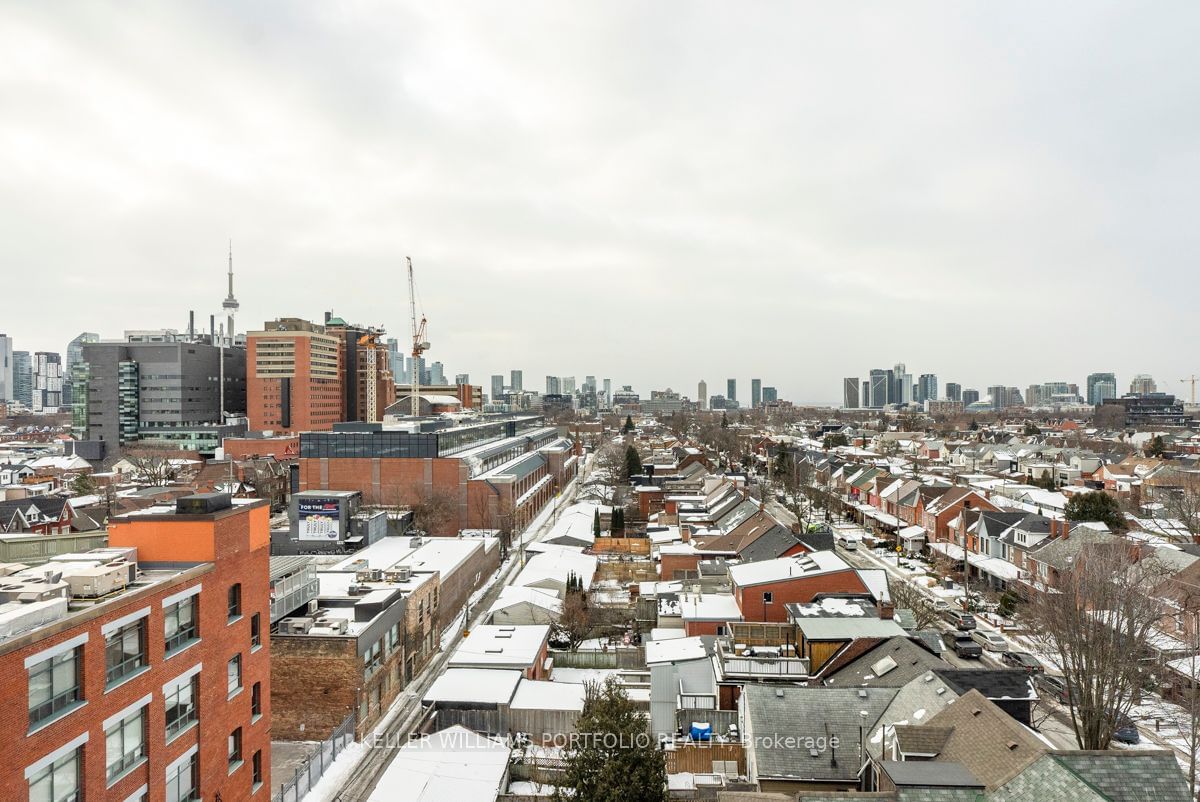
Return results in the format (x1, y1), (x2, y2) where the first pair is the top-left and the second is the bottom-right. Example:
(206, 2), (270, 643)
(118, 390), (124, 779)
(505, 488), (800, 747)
(2, 2), (1198, 404)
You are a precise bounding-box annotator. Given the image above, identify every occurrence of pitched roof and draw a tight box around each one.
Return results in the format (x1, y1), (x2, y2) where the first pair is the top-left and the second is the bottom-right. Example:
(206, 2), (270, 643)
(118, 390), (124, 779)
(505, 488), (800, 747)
(744, 685), (897, 783)
(1027, 527), (1117, 571)
(892, 725), (954, 757)
(823, 636), (949, 688)
(1048, 751), (1190, 802)
(918, 690), (1045, 788)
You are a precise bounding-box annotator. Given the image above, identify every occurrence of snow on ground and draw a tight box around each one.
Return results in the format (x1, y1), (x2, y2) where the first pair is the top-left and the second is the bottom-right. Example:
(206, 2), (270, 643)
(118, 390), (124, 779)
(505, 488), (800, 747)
(300, 741), (366, 802)
(508, 781), (556, 795)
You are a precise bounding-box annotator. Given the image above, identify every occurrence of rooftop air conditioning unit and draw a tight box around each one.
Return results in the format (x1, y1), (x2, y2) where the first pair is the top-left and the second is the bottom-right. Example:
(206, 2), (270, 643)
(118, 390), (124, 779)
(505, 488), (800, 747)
(280, 617), (314, 635)
(307, 599), (320, 615)
(65, 564), (128, 598)
(368, 569), (384, 582)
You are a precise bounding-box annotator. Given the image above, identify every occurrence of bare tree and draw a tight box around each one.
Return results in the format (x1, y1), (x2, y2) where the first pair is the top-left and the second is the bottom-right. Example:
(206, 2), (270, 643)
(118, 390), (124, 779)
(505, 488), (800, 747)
(1024, 544), (1173, 749)
(590, 442), (626, 506)
(888, 579), (940, 630)
(407, 484), (459, 535)
(1154, 469), (1200, 537)
(123, 451), (179, 486)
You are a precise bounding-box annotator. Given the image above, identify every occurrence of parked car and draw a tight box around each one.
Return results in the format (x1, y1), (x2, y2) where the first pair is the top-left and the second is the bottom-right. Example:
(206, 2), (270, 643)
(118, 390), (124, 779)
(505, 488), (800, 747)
(944, 611), (977, 630)
(971, 630), (1008, 652)
(1001, 651), (1045, 673)
(922, 597), (950, 612)
(1035, 673), (1072, 704)
(1113, 715), (1140, 745)
(943, 631), (983, 659)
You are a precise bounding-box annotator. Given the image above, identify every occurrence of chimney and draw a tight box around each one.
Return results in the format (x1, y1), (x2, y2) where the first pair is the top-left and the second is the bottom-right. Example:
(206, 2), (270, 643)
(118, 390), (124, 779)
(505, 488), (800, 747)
(188, 310), (195, 340)
(1061, 520), (1069, 540)
(210, 314), (216, 344)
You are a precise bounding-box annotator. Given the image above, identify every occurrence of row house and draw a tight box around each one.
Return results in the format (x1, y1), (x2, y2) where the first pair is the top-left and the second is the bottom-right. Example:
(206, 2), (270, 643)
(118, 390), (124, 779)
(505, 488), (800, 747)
(917, 487), (997, 543)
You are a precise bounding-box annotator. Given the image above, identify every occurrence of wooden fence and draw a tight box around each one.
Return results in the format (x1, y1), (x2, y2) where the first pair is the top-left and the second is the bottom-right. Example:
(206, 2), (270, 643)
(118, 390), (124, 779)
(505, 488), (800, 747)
(664, 742), (746, 775)
(550, 647), (646, 669)
(594, 536), (652, 555)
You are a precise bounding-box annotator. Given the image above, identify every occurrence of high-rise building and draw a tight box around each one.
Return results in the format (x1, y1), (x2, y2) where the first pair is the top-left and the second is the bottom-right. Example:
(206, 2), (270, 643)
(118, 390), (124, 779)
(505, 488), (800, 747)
(727, 379), (737, 403)
(843, 377), (861, 409)
(386, 338), (405, 383)
(323, 314), (394, 423)
(455, 373), (470, 385)
(0, 333), (12, 401)
(77, 338), (246, 454)
(762, 386), (778, 403)
(0, 493), (273, 802)
(603, 378), (611, 408)
(63, 332), (99, 407)
(430, 361), (445, 385)
(32, 351), (63, 412)
(246, 318), (343, 433)
(891, 363), (906, 405)
(945, 382), (962, 402)
(546, 375), (560, 395)
(751, 379), (762, 408)
(12, 350), (32, 407)
(491, 375), (504, 400)
(868, 369), (889, 408)
(917, 374), (937, 404)
(1087, 372), (1118, 406)
(1129, 374), (1157, 395)
(510, 370), (523, 393)
(561, 376), (576, 395)
(698, 380), (708, 411)
(987, 385), (1010, 410)
(1026, 384), (1043, 407)
(962, 388), (980, 407)
(899, 373), (914, 405)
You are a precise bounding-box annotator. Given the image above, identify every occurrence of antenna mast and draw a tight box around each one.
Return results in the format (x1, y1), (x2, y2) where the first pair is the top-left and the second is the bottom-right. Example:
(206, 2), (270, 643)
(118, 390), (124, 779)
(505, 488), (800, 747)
(408, 257), (430, 417)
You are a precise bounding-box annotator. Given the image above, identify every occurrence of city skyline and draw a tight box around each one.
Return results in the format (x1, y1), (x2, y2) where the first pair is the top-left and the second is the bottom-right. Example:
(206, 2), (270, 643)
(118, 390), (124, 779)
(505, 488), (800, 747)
(3, 4), (1199, 401)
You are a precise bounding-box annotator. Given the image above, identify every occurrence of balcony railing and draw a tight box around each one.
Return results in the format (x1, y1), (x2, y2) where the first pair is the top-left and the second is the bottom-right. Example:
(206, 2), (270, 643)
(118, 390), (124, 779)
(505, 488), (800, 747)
(716, 639), (810, 679)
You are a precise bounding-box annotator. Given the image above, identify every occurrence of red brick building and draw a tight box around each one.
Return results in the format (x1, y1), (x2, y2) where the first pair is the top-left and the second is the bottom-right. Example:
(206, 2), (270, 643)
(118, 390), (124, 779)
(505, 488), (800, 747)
(0, 493), (271, 801)
(297, 416), (578, 535)
(247, 318), (344, 434)
(728, 551), (872, 623)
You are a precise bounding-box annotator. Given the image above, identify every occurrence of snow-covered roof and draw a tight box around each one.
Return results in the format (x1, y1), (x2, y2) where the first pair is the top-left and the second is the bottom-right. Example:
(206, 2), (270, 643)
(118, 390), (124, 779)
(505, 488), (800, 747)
(449, 625), (550, 669)
(367, 725), (509, 802)
(728, 550), (850, 587)
(657, 592), (743, 622)
(487, 586), (563, 616)
(422, 669), (522, 705)
(645, 635), (710, 665)
(510, 679), (586, 712)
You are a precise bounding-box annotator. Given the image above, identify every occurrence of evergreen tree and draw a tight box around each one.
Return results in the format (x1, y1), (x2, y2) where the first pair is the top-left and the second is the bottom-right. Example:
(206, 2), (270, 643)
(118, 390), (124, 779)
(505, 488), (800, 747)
(1064, 490), (1125, 531)
(624, 445), (643, 480)
(593, 508), (601, 538)
(558, 678), (667, 802)
(612, 507), (625, 534)
(623, 415), (635, 432)
(721, 411), (728, 429)
(1148, 435), (1167, 458)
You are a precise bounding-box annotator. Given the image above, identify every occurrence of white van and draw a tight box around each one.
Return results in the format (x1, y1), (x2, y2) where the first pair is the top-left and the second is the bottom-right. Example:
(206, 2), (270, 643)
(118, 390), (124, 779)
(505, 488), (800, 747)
(837, 533), (861, 551)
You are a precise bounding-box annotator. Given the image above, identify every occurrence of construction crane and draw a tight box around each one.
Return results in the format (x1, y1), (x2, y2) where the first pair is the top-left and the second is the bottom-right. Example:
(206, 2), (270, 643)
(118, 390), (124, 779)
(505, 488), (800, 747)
(408, 256), (431, 417)
(1182, 375), (1198, 405)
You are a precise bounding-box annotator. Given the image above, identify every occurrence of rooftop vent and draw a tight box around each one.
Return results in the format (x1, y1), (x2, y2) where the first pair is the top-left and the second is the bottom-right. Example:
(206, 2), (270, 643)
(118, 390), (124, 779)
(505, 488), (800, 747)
(176, 493), (233, 515)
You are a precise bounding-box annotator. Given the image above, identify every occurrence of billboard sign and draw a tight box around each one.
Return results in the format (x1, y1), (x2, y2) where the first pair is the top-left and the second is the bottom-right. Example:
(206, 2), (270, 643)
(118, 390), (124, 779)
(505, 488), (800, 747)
(298, 497), (342, 541)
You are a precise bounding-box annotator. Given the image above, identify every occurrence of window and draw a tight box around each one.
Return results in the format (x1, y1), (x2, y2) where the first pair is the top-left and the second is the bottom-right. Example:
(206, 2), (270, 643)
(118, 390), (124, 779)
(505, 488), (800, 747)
(252, 750), (263, 788)
(227, 654), (243, 697)
(29, 647), (82, 729)
(251, 682), (263, 720)
(165, 596), (199, 655)
(105, 619), (147, 687)
(363, 640), (382, 680)
(106, 707), (147, 782)
(250, 613), (262, 649)
(228, 727), (243, 769)
(28, 745), (80, 802)
(165, 750), (198, 802)
(228, 584), (242, 621)
(762, 591), (773, 603)
(165, 675), (199, 740)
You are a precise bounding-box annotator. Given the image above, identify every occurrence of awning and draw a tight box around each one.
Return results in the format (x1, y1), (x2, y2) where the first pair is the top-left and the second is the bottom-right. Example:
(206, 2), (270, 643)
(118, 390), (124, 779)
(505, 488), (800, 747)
(928, 541), (966, 560)
(898, 525), (926, 542)
(970, 554), (1021, 581)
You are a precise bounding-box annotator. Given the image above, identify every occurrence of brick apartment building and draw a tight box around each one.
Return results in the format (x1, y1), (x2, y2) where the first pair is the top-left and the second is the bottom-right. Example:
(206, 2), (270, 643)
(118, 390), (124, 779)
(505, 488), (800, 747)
(247, 317), (344, 433)
(0, 493), (271, 801)
(271, 534), (499, 740)
(296, 415), (579, 535)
